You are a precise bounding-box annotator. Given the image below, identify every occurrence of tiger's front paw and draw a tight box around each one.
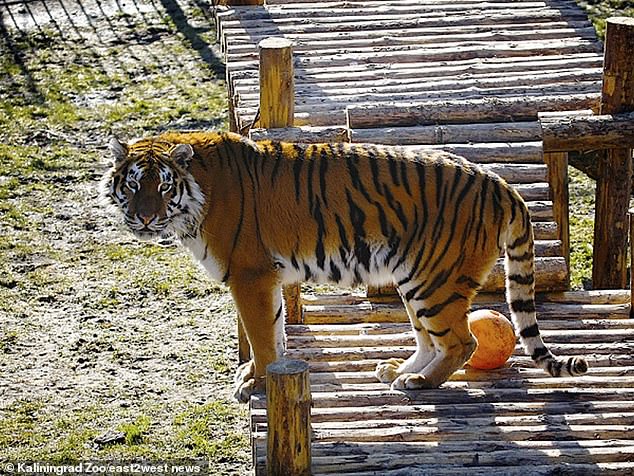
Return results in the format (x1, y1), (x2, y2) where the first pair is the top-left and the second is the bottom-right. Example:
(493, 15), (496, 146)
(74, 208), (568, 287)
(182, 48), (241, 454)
(234, 360), (255, 386)
(375, 358), (405, 384)
(390, 373), (435, 390)
(233, 376), (265, 403)
(233, 360), (264, 403)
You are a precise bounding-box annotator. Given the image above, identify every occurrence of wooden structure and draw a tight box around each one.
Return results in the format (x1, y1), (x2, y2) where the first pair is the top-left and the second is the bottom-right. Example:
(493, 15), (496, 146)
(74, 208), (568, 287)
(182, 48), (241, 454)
(214, 2), (634, 474)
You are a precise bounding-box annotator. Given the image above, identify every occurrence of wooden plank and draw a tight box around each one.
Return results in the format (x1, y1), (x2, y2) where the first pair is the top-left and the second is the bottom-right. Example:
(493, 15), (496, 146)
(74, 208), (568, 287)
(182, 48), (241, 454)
(287, 320), (634, 338)
(349, 122), (541, 145)
(226, 38), (601, 65)
(233, 69), (602, 98)
(252, 398), (634, 422)
(220, 3), (587, 20)
(219, 9), (592, 36)
(286, 328), (634, 349)
(225, 27), (598, 53)
(315, 463), (634, 476)
(345, 94), (601, 128)
(252, 386), (634, 409)
(300, 289), (631, 306)
(301, 301), (630, 325)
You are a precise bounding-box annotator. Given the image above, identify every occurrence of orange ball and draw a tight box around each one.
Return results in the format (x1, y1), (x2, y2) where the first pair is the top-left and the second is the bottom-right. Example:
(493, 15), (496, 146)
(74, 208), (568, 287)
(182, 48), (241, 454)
(466, 309), (516, 370)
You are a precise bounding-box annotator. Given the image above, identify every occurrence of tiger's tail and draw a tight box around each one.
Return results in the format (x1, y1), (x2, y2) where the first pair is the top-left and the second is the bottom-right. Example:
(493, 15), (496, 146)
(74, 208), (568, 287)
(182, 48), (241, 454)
(503, 197), (588, 377)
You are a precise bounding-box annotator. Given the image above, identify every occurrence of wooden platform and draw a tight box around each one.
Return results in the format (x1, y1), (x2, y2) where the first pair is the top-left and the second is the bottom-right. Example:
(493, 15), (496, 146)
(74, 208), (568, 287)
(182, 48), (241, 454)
(251, 290), (634, 475)
(214, 1), (634, 474)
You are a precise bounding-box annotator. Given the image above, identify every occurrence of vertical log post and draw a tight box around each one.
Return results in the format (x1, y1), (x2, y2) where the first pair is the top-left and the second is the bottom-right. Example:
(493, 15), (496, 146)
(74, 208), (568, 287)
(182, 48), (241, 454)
(630, 209), (634, 318)
(593, 17), (634, 289)
(259, 37), (303, 324)
(266, 359), (312, 476)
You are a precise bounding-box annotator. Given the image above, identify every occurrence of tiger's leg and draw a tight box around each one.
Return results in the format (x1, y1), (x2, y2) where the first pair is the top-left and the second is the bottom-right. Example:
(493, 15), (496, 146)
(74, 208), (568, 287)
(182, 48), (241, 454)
(391, 292), (476, 390)
(375, 292), (436, 384)
(229, 273), (285, 403)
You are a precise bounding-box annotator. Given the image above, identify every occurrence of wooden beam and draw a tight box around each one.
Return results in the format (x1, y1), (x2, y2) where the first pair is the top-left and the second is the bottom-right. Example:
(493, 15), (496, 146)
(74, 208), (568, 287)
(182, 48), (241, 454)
(257, 37), (303, 324)
(541, 112), (634, 151)
(266, 359), (311, 476)
(345, 94), (600, 129)
(593, 17), (634, 289)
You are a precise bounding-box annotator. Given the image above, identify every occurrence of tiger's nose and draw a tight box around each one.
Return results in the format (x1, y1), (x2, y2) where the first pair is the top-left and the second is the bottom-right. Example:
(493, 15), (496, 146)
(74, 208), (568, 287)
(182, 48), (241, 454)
(138, 213), (156, 226)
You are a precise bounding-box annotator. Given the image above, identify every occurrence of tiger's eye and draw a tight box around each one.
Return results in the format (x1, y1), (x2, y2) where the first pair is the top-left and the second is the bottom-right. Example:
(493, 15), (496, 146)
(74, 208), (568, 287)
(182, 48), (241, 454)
(159, 182), (172, 194)
(127, 180), (139, 192)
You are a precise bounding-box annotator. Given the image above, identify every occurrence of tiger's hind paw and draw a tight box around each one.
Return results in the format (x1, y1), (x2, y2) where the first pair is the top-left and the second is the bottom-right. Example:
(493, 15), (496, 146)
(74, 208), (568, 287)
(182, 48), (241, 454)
(390, 373), (435, 390)
(375, 358), (405, 384)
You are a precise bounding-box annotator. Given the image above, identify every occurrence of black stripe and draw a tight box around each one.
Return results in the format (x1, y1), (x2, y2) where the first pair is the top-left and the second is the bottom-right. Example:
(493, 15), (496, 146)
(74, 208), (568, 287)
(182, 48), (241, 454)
(415, 163), (429, 240)
(474, 177), (489, 248)
(428, 328), (451, 338)
(388, 156), (400, 187)
(510, 299), (536, 313)
(400, 160), (412, 196)
(303, 264), (313, 281)
(404, 282), (424, 301)
(274, 305), (283, 323)
(416, 292), (466, 319)
(507, 250), (534, 262)
(566, 358), (574, 376)
(307, 147), (316, 213)
(334, 214), (351, 253)
(328, 260), (342, 283)
(508, 273), (535, 285)
(414, 266), (456, 302)
(531, 346), (550, 362)
(290, 253), (299, 270)
(270, 142), (283, 185)
(319, 147), (329, 208)
(382, 183), (408, 230)
(456, 275), (480, 289)
(368, 150), (384, 196)
(519, 323), (540, 339)
(313, 201), (326, 270)
(293, 149), (303, 202)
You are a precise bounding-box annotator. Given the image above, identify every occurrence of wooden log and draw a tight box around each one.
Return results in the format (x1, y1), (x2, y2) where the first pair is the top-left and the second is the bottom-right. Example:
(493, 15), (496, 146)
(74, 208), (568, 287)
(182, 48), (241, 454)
(541, 112), (634, 151)
(225, 26), (599, 54)
(302, 288), (632, 306)
(301, 301), (630, 325)
(226, 38), (601, 67)
(593, 17), (634, 289)
(250, 126), (349, 143)
(346, 94), (600, 129)
(258, 37), (303, 324)
(631, 208), (634, 317)
(219, 9), (592, 37)
(266, 359), (312, 476)
(258, 37), (294, 128)
(542, 151), (570, 273)
(253, 385), (634, 409)
(350, 121), (542, 145)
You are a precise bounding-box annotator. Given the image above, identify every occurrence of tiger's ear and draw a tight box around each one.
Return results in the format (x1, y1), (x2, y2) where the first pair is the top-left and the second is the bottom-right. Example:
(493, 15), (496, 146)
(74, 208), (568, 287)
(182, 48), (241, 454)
(109, 137), (128, 163)
(171, 143), (194, 169)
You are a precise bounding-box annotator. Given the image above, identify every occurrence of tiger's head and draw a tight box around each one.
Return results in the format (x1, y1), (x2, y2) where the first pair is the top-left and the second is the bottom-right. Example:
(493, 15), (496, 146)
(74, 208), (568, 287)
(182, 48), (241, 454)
(100, 137), (205, 241)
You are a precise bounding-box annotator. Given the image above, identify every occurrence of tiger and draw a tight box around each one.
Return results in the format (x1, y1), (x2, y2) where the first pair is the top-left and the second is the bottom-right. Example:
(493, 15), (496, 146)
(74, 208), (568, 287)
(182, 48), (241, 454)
(100, 130), (588, 402)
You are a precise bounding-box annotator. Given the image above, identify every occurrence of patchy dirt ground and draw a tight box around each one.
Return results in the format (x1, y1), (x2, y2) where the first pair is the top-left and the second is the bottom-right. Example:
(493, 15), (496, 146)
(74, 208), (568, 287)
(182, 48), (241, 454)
(0, 1), (251, 474)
